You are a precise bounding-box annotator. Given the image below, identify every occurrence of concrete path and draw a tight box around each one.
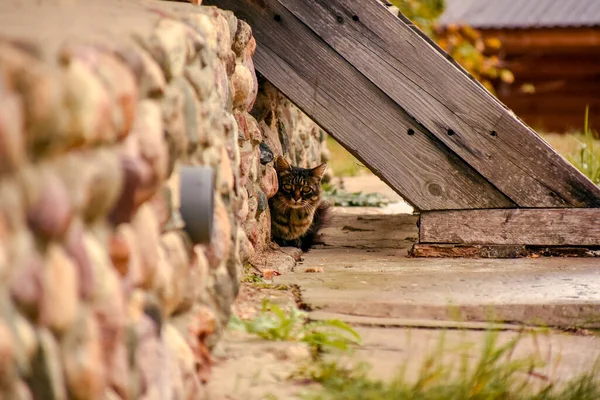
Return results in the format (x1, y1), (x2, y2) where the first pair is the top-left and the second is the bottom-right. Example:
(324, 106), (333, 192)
(209, 177), (600, 399)
(278, 211), (600, 328)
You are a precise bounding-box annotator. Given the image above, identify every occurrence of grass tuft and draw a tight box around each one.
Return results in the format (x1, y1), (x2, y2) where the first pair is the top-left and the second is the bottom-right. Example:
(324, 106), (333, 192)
(228, 299), (361, 355)
(322, 184), (391, 207)
(325, 137), (370, 177)
(564, 107), (600, 185)
(299, 329), (600, 400)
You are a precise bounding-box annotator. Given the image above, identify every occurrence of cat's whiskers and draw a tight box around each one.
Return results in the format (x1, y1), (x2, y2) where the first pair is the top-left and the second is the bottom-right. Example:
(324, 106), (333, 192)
(301, 202), (315, 214)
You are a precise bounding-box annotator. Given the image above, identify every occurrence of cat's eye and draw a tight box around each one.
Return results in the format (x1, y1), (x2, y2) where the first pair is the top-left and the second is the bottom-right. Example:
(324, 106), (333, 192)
(302, 187), (311, 193)
(282, 184), (292, 191)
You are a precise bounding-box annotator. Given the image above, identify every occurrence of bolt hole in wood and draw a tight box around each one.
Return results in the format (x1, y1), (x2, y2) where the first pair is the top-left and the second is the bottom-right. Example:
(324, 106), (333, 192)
(407, 128), (415, 136)
(490, 130), (497, 137)
(447, 129), (455, 136)
(273, 14), (282, 22)
(336, 15), (344, 23)
(352, 15), (360, 21)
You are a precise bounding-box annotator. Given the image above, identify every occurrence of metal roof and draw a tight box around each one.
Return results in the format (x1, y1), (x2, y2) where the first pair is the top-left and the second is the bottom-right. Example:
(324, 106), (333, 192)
(439, 0), (600, 29)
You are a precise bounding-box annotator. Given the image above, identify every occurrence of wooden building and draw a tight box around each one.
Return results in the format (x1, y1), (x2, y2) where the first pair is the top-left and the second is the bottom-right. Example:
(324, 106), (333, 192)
(440, 0), (600, 133)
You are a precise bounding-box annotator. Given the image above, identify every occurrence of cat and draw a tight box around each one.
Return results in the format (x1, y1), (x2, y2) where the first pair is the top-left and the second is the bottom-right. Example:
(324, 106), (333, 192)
(269, 156), (330, 252)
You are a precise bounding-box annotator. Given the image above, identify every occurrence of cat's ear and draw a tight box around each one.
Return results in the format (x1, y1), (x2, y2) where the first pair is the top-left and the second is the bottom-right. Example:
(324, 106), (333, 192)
(275, 156), (291, 173)
(311, 162), (327, 179)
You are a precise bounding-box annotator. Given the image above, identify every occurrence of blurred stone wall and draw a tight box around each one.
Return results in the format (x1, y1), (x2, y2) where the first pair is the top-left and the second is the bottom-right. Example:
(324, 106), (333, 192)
(0, 0), (326, 398)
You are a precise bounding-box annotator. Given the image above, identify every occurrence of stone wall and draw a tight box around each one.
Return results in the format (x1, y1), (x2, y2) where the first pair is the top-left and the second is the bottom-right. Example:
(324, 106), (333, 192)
(0, 0), (326, 398)
(240, 76), (331, 264)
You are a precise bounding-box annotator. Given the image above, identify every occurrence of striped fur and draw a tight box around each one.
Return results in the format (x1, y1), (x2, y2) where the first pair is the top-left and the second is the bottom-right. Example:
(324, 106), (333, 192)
(269, 156), (329, 251)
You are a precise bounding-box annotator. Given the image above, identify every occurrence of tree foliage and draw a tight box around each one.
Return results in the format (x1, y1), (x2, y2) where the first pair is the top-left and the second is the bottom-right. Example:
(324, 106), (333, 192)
(389, 0), (513, 94)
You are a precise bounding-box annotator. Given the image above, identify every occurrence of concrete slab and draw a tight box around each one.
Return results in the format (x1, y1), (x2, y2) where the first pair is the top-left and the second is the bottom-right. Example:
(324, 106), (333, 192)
(210, 208), (600, 398)
(277, 211), (600, 328)
(279, 247), (600, 327)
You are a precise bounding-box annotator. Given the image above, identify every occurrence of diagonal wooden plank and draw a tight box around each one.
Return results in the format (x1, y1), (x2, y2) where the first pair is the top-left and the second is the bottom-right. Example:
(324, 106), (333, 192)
(205, 0), (514, 210)
(278, 0), (600, 208)
(419, 208), (600, 246)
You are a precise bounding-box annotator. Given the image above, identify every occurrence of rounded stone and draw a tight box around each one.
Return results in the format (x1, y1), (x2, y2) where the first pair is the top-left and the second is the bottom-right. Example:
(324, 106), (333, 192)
(116, 40), (166, 98)
(82, 149), (124, 223)
(259, 141), (274, 165)
(61, 311), (106, 400)
(132, 100), (169, 184)
(236, 187), (249, 223)
(145, 18), (190, 80)
(204, 196), (232, 269)
(260, 165), (278, 199)
(0, 320), (15, 376)
(40, 245), (79, 334)
(218, 147), (235, 195)
(162, 79), (189, 161)
(109, 227), (131, 277)
(256, 189), (268, 214)
(22, 167), (73, 241)
(0, 89), (26, 174)
(29, 328), (67, 400)
(64, 220), (95, 300)
(9, 232), (44, 320)
(131, 204), (160, 289)
(159, 231), (192, 316)
(232, 20), (253, 57)
(0, 42), (66, 156)
(61, 58), (116, 145)
(60, 45), (138, 140)
(231, 64), (253, 110)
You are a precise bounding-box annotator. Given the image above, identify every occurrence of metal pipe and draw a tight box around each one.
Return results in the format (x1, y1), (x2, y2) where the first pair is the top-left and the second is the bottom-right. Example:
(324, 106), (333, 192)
(179, 166), (214, 244)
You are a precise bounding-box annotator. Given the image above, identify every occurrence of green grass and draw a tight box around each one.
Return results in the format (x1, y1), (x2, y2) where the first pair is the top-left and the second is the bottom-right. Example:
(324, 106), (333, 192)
(228, 299), (600, 399)
(300, 329), (600, 400)
(228, 299), (361, 355)
(326, 136), (370, 177)
(565, 107), (600, 185)
(542, 108), (600, 185)
(322, 184), (390, 207)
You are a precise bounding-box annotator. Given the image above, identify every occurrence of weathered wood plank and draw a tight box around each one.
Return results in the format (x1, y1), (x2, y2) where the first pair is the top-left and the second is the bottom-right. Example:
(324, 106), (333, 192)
(410, 244), (600, 258)
(205, 0), (514, 210)
(420, 209), (600, 246)
(317, 212), (418, 250)
(278, 0), (600, 208)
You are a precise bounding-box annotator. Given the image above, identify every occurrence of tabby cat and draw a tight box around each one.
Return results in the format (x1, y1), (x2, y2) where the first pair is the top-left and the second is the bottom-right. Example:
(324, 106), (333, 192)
(269, 156), (330, 251)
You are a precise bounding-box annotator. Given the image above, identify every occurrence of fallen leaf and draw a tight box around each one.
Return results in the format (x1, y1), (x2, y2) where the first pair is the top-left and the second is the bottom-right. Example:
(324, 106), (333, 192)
(305, 267), (324, 273)
(262, 269), (281, 280)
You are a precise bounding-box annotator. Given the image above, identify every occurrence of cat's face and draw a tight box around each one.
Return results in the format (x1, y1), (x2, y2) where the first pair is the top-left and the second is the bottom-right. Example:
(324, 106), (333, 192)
(274, 156), (327, 210)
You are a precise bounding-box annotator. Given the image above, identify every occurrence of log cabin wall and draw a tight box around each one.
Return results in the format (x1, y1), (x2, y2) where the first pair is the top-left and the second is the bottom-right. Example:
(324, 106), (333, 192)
(440, 0), (600, 133)
(488, 27), (600, 133)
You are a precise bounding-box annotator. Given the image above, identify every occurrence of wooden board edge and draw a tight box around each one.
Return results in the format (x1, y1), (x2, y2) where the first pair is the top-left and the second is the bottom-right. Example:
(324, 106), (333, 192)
(419, 208), (600, 246)
(409, 244), (600, 259)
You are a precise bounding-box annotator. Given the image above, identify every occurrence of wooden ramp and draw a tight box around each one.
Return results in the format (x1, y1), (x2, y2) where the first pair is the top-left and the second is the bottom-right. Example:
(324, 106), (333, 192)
(206, 0), (600, 250)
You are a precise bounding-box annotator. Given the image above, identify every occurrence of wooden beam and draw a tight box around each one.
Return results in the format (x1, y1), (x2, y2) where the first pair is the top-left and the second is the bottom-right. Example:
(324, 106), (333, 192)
(410, 244), (600, 258)
(481, 28), (600, 55)
(275, 0), (600, 208)
(419, 209), (600, 246)
(205, 0), (514, 211)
